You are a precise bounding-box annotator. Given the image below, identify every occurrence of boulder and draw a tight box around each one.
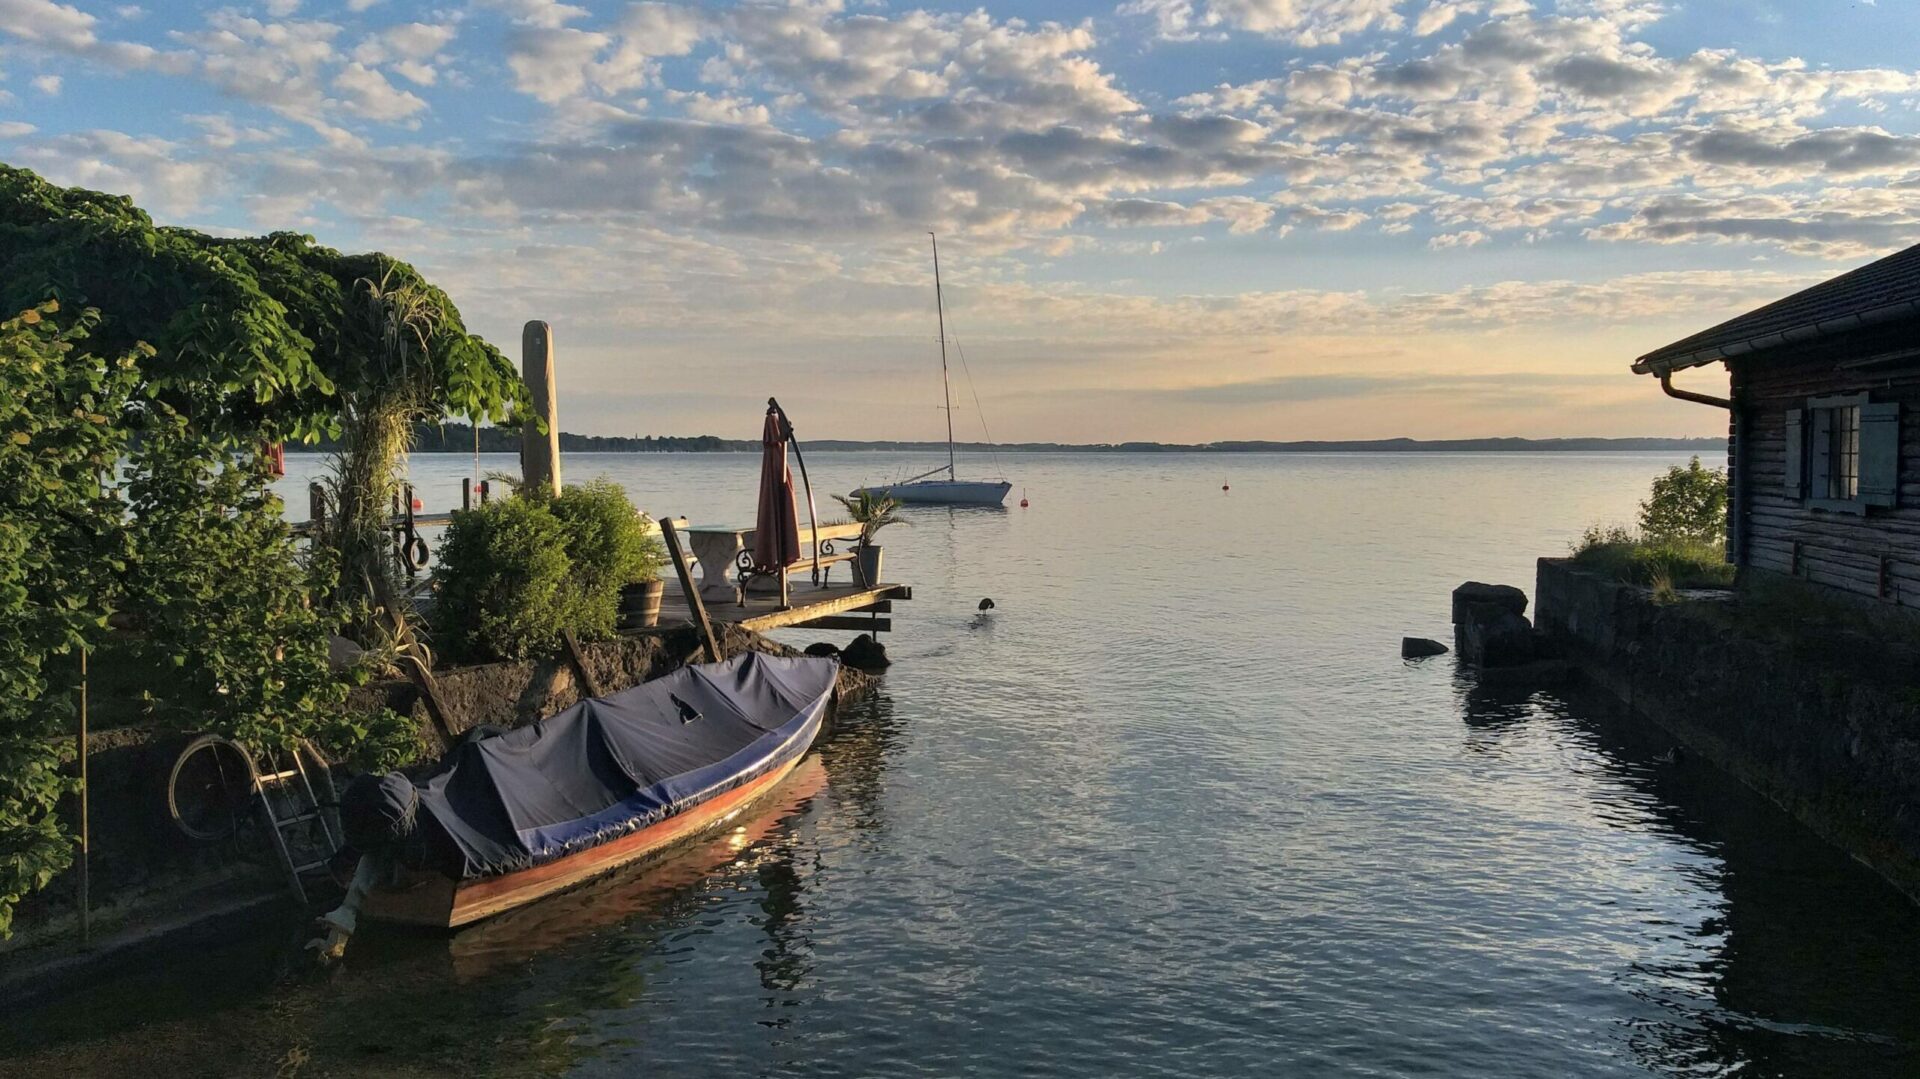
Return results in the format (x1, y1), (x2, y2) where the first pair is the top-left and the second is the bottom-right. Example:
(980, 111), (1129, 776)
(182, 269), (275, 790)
(840, 633), (891, 671)
(803, 641), (841, 657)
(1451, 582), (1527, 624)
(1460, 604), (1538, 668)
(1402, 637), (1450, 659)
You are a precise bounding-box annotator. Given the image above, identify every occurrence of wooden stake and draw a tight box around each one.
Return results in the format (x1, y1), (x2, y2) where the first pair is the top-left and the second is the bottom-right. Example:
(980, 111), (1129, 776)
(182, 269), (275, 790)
(661, 517), (722, 664)
(520, 320), (563, 498)
(559, 629), (605, 698)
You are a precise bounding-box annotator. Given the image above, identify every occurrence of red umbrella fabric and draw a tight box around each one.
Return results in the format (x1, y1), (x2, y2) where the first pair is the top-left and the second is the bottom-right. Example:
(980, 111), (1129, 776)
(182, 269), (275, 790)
(753, 407), (801, 572)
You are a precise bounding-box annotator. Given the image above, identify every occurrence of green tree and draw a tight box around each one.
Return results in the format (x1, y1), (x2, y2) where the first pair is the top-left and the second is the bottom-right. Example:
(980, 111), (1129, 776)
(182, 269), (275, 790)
(0, 165), (529, 645)
(1639, 456), (1728, 548)
(0, 303), (142, 936)
(121, 411), (416, 772)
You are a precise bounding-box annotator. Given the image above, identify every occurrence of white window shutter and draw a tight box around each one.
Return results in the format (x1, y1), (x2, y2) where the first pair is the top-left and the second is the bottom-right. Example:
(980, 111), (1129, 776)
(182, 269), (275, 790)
(1860, 401), (1900, 508)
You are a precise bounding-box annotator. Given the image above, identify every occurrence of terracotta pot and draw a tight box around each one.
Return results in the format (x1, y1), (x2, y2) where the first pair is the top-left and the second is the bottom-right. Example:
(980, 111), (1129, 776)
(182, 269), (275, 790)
(618, 579), (666, 628)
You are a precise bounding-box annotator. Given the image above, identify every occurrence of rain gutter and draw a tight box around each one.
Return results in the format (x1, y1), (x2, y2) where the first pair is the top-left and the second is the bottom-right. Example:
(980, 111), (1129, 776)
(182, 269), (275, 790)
(1630, 297), (1920, 376)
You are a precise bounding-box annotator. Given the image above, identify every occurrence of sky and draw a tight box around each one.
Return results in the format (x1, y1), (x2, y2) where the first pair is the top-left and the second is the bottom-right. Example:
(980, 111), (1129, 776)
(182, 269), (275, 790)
(2, 0), (1917, 444)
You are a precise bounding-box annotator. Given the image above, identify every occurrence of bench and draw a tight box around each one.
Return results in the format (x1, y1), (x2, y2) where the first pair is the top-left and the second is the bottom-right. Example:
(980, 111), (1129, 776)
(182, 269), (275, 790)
(681, 521), (866, 603)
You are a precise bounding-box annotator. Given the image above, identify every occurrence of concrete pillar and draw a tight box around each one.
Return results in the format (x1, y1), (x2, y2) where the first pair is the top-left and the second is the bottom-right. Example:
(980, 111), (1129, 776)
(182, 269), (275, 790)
(521, 320), (562, 497)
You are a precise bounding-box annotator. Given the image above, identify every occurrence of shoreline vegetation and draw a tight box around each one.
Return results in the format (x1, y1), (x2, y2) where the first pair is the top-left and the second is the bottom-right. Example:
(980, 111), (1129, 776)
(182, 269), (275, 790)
(288, 421), (1723, 455)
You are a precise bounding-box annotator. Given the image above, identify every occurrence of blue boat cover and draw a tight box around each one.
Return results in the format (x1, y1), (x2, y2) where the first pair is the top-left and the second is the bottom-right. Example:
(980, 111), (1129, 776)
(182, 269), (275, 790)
(412, 652), (838, 880)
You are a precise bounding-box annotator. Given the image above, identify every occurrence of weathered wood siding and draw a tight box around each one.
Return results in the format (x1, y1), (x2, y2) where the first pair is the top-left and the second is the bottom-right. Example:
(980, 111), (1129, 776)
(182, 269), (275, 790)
(1731, 326), (1920, 606)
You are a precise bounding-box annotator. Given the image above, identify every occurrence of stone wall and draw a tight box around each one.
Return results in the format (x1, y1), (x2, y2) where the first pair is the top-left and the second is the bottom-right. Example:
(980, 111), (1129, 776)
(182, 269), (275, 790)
(4, 626), (871, 962)
(1536, 557), (1920, 901)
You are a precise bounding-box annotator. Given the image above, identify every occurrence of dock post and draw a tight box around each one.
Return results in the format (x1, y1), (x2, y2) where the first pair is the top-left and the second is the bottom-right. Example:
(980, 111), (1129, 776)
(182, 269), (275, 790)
(309, 482), (326, 525)
(662, 518), (722, 663)
(521, 320), (562, 498)
(461, 477), (472, 512)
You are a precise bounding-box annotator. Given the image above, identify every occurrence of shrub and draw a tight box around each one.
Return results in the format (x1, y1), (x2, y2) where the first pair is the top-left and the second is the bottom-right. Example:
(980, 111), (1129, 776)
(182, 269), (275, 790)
(549, 479), (666, 640)
(433, 496), (578, 662)
(1570, 525), (1734, 590)
(1639, 456), (1727, 548)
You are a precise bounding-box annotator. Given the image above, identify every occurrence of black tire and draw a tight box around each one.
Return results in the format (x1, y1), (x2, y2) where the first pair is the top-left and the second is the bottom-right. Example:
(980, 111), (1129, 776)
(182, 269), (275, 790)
(167, 734), (256, 842)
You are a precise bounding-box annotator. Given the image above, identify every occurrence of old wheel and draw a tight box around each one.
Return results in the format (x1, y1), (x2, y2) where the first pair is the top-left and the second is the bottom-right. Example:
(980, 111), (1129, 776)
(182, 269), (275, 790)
(167, 734), (257, 842)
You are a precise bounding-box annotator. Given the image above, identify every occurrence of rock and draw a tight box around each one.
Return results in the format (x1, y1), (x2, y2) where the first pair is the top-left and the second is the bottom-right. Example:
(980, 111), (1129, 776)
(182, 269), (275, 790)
(803, 641), (841, 657)
(840, 633), (891, 671)
(1402, 636), (1450, 658)
(1451, 582), (1528, 624)
(326, 634), (364, 673)
(1460, 603), (1538, 668)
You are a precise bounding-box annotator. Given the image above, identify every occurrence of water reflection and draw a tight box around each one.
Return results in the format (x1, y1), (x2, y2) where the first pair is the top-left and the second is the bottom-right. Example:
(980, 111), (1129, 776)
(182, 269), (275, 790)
(1455, 674), (1920, 1075)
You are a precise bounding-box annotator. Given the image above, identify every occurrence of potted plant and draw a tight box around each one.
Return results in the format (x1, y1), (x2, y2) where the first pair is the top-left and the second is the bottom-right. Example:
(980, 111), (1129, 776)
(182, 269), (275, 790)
(833, 490), (907, 587)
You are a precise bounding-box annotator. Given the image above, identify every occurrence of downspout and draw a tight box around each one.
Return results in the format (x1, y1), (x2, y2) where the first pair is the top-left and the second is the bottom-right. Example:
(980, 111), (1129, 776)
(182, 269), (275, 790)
(1652, 368), (1743, 570)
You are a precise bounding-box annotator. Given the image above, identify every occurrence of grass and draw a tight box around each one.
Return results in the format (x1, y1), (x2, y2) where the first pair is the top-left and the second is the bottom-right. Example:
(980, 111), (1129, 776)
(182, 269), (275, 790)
(1569, 524), (1736, 590)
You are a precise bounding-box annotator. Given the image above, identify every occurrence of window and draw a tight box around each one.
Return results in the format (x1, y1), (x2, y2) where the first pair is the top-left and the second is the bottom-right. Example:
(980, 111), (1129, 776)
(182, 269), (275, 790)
(1825, 403), (1860, 500)
(1785, 395), (1900, 512)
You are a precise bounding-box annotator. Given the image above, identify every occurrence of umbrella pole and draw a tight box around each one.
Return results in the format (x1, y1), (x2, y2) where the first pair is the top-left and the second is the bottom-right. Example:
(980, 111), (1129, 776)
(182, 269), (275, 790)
(768, 398), (821, 592)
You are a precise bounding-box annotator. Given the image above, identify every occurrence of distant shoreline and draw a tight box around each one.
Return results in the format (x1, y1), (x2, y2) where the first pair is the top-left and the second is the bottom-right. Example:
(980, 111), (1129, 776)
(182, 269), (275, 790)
(287, 424), (1721, 456)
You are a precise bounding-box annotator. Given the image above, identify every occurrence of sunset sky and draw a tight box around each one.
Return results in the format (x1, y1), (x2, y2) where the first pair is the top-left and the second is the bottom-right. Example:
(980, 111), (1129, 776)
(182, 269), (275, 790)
(3, 0), (1917, 442)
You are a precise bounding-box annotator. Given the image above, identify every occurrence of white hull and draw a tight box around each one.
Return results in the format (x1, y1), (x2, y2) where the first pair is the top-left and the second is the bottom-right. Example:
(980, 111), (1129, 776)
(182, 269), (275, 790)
(857, 479), (1011, 506)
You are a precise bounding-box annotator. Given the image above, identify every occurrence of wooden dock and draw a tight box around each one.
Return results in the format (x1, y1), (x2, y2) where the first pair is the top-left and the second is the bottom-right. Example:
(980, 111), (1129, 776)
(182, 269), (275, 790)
(654, 580), (910, 635)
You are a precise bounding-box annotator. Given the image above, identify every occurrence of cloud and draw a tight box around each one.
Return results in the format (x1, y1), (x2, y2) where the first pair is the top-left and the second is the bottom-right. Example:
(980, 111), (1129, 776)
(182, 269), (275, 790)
(1122, 0), (1405, 45)
(31, 74), (61, 95)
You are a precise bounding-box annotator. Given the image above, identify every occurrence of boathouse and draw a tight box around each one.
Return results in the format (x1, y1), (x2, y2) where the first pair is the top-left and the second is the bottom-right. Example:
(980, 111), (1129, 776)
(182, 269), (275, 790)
(1633, 241), (1920, 605)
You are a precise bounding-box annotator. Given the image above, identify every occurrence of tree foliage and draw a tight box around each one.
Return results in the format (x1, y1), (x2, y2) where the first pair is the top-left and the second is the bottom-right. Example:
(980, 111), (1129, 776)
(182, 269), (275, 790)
(1639, 456), (1728, 549)
(0, 303), (141, 937)
(0, 166), (514, 933)
(0, 163), (527, 443)
(121, 412), (417, 772)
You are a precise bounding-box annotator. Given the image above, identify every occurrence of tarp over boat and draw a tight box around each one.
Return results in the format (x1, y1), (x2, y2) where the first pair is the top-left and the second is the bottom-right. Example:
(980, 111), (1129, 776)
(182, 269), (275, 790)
(411, 652), (837, 880)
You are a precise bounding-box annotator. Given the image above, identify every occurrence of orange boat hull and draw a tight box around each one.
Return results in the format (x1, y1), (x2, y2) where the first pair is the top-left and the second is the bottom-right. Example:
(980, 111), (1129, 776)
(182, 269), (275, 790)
(362, 749), (814, 929)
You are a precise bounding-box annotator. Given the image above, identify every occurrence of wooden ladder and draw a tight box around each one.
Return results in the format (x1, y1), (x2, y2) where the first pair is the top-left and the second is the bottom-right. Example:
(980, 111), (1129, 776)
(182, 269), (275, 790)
(251, 741), (342, 904)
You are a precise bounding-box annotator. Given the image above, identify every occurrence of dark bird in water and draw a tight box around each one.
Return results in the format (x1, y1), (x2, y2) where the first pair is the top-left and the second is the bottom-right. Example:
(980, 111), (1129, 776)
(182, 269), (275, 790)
(1654, 746), (1683, 765)
(978, 598), (995, 611)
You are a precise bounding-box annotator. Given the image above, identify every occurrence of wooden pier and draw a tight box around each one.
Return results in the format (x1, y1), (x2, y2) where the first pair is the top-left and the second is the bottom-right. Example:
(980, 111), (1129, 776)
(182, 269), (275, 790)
(655, 580), (910, 635)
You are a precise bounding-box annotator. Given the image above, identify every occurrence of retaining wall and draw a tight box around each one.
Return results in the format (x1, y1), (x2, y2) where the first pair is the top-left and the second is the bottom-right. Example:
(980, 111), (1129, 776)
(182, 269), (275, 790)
(1536, 557), (1920, 901)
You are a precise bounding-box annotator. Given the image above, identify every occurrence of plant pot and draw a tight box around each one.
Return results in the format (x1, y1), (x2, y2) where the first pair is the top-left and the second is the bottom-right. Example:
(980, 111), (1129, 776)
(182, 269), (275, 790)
(618, 579), (666, 628)
(855, 544), (883, 588)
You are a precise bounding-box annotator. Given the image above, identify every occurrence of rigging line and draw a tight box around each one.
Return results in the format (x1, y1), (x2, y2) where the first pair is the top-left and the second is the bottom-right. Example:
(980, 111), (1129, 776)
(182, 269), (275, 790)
(946, 332), (1004, 479)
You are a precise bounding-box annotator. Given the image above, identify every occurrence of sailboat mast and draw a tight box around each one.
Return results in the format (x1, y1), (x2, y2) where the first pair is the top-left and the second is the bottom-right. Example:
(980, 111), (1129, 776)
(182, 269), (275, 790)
(931, 231), (956, 480)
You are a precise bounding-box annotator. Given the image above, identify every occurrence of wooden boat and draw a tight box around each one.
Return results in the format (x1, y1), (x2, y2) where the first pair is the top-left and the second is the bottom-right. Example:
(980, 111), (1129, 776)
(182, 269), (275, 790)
(333, 652), (838, 932)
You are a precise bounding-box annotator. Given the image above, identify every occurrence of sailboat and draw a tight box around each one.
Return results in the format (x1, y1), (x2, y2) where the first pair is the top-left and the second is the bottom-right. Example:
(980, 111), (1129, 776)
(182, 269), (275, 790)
(854, 233), (1013, 507)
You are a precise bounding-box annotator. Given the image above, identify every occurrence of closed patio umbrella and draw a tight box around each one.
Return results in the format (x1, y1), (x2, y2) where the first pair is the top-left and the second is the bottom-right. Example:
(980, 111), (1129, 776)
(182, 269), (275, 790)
(754, 403), (802, 604)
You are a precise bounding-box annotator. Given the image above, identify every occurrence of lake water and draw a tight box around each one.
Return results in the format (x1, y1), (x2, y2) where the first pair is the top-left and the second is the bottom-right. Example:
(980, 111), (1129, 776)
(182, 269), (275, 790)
(8, 451), (1920, 1077)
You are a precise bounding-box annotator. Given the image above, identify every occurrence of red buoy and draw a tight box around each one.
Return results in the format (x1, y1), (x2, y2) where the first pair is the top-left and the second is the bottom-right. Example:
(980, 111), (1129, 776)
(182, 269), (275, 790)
(1222, 483), (1230, 492)
(1019, 489), (1029, 508)
(411, 496), (424, 512)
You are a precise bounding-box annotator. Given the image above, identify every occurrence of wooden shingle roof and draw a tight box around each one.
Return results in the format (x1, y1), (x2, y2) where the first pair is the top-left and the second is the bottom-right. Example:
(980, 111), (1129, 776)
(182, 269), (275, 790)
(1633, 241), (1920, 374)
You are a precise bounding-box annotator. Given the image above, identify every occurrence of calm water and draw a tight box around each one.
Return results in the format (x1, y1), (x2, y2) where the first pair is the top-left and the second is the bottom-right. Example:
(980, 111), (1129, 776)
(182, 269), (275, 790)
(8, 452), (1920, 1077)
